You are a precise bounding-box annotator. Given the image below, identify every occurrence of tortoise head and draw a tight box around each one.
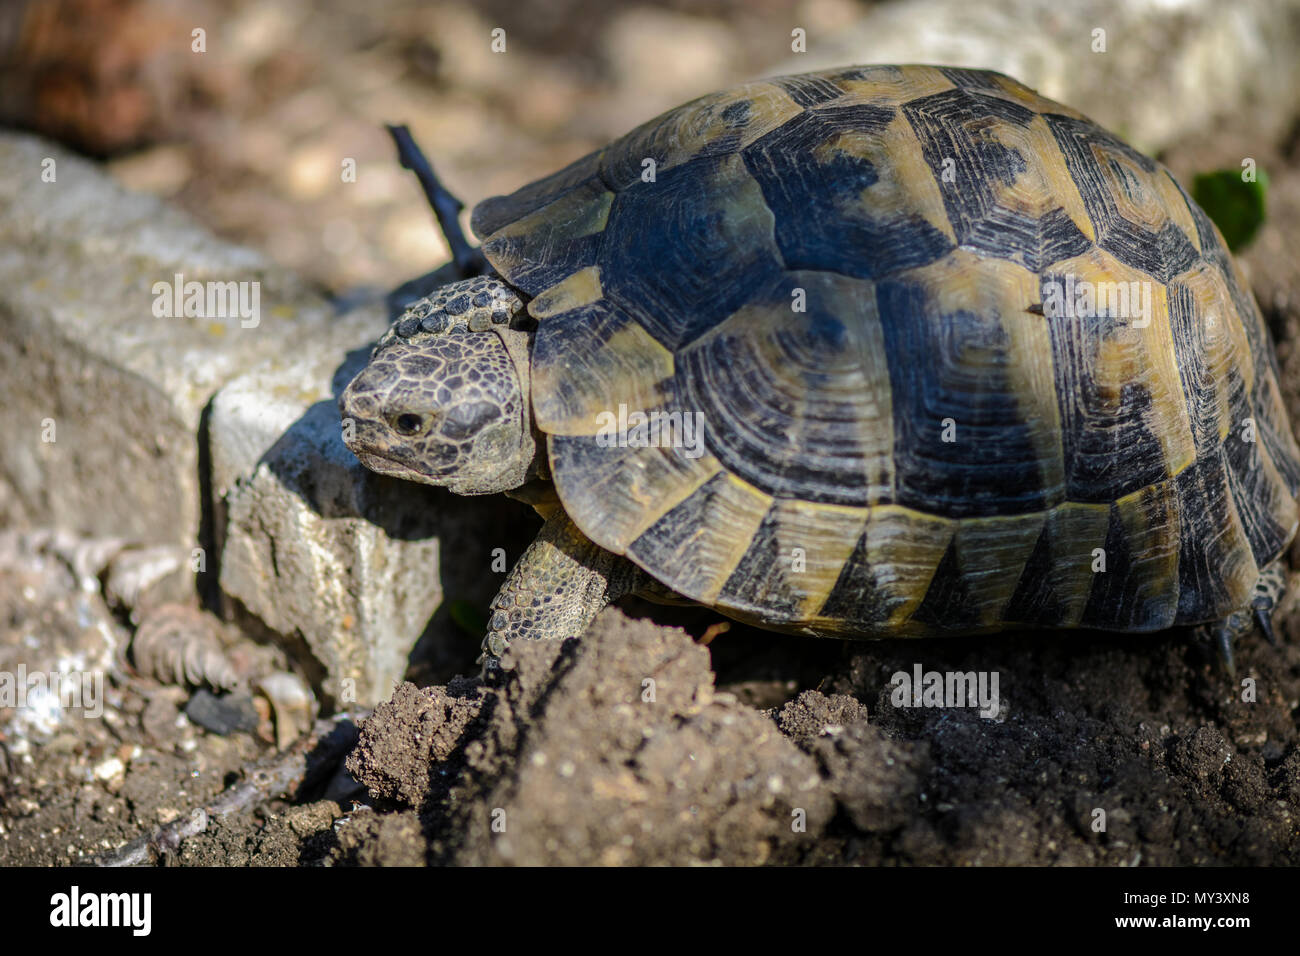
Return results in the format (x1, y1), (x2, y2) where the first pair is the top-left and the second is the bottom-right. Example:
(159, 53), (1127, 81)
(339, 318), (536, 495)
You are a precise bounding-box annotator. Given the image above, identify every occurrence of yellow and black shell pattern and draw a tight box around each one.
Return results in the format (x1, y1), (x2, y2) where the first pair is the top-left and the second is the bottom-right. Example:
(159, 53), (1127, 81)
(470, 64), (1300, 639)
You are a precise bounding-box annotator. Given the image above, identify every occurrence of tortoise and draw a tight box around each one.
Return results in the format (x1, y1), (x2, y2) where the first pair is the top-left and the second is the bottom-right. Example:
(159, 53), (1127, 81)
(339, 64), (1300, 671)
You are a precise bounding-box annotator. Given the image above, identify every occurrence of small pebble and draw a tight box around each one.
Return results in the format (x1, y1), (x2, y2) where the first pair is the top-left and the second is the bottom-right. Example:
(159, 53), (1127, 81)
(93, 757), (125, 782)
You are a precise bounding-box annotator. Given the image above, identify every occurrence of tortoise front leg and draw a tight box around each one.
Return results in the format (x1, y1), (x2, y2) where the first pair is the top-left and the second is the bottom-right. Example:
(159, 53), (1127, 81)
(481, 511), (645, 659)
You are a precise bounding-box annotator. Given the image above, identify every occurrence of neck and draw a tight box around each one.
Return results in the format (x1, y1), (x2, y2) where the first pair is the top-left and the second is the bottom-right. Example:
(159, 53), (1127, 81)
(494, 323), (543, 490)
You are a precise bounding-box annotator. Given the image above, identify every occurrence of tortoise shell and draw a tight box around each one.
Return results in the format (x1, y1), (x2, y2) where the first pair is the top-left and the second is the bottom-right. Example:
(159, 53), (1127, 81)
(470, 64), (1300, 638)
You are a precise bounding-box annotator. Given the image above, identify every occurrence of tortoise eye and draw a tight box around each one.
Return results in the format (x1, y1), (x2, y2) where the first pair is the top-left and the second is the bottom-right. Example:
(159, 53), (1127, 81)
(394, 413), (425, 435)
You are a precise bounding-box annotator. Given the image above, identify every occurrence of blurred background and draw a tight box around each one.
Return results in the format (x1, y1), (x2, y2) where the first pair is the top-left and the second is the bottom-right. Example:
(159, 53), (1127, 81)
(2, 0), (1297, 299)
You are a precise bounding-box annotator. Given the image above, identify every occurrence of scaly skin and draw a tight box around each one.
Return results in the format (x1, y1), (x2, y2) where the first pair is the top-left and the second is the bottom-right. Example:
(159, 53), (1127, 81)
(481, 510), (645, 659)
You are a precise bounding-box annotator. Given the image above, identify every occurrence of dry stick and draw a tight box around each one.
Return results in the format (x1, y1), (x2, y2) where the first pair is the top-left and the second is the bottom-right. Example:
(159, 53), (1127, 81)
(95, 711), (367, 867)
(386, 124), (483, 278)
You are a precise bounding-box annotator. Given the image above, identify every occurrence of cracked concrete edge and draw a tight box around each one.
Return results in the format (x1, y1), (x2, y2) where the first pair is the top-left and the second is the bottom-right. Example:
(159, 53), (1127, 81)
(0, 130), (449, 707)
(209, 326), (448, 708)
(0, 131), (337, 545)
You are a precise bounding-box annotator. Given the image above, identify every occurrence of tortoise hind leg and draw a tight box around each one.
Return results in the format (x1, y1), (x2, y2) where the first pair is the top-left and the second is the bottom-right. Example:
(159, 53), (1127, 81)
(1249, 559), (1287, 646)
(1202, 557), (1288, 676)
(481, 511), (648, 663)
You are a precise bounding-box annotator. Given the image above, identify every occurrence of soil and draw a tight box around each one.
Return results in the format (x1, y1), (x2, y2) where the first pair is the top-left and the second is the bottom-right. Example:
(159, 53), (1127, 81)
(3, 1), (1300, 866)
(6, 540), (1300, 865)
(340, 608), (1300, 866)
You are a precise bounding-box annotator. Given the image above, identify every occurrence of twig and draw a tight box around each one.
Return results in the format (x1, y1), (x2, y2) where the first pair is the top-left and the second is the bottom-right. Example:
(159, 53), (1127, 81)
(386, 124), (483, 278)
(94, 712), (367, 866)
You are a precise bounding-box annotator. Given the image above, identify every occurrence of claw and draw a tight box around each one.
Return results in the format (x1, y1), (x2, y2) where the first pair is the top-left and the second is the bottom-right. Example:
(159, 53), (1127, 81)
(1254, 607), (1279, 647)
(1215, 626), (1237, 678)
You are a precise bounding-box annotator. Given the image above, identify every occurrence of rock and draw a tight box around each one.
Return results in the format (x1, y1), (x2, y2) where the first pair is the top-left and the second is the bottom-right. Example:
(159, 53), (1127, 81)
(0, 131), (325, 547)
(780, 0), (1300, 154)
(207, 305), (440, 709)
(0, 130), (531, 709)
(209, 323), (535, 707)
(0, 0), (206, 156)
(183, 690), (260, 737)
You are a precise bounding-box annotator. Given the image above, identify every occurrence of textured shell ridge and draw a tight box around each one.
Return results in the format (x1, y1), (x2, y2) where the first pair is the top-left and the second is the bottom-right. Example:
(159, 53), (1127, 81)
(471, 64), (1300, 637)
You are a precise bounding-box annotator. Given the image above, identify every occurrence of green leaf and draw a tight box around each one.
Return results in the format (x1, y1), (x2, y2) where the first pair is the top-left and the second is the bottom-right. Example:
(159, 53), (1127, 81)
(446, 599), (489, 637)
(1191, 168), (1268, 251)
